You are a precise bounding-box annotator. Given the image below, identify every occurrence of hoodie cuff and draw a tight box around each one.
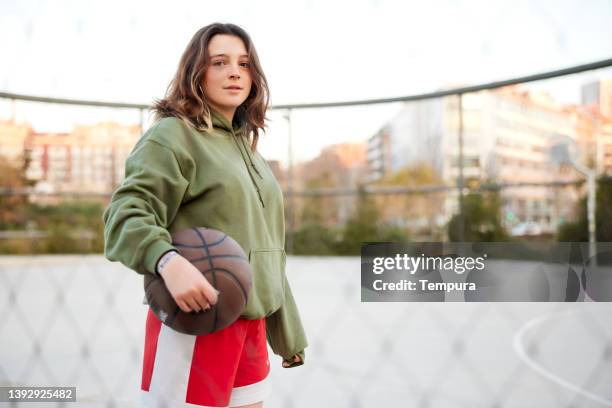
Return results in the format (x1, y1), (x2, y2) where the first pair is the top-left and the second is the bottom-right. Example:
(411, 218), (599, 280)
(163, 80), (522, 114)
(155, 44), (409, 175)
(283, 349), (305, 368)
(144, 239), (177, 275)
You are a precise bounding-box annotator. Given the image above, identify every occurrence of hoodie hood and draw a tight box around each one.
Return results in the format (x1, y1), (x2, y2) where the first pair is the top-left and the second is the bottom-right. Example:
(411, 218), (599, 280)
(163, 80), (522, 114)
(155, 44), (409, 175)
(210, 109), (246, 135)
(210, 109), (265, 208)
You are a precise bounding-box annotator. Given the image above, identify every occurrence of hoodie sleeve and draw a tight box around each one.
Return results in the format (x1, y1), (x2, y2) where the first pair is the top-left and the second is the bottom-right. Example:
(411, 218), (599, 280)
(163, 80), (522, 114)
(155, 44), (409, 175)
(103, 139), (189, 275)
(265, 272), (308, 367)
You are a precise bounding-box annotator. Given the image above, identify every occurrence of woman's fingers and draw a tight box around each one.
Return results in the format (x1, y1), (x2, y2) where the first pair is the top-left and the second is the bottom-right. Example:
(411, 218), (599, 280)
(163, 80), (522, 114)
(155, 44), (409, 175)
(199, 278), (219, 305)
(191, 287), (212, 311)
(177, 299), (192, 313)
(162, 254), (219, 312)
(185, 297), (204, 313)
(177, 296), (210, 314)
(282, 354), (301, 367)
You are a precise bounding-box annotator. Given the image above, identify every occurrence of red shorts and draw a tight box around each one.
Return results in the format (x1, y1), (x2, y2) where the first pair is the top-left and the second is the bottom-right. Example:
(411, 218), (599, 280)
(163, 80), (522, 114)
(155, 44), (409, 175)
(141, 308), (271, 407)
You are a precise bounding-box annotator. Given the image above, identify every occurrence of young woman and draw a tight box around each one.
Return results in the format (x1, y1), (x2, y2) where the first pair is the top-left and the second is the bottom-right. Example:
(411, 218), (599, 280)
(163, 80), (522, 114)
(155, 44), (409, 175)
(103, 23), (307, 408)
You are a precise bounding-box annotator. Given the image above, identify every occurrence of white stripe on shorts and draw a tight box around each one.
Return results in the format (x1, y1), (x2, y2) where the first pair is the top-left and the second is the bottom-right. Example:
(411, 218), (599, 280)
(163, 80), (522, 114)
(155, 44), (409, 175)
(228, 374), (271, 407)
(142, 324), (198, 408)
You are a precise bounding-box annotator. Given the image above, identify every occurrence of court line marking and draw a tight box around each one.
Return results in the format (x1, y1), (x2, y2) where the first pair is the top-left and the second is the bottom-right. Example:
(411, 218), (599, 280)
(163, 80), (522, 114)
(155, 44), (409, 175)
(512, 310), (612, 407)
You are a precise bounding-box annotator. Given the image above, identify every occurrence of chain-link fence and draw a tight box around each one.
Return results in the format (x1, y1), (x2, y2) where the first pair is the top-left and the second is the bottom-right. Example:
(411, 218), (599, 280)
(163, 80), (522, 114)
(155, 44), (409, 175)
(1, 256), (612, 407)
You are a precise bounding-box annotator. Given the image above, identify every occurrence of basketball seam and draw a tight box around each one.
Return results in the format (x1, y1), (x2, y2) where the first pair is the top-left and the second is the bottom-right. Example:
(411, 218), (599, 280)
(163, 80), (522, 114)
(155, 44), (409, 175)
(188, 254), (248, 263)
(172, 234), (228, 248)
(203, 268), (249, 306)
(192, 227), (220, 333)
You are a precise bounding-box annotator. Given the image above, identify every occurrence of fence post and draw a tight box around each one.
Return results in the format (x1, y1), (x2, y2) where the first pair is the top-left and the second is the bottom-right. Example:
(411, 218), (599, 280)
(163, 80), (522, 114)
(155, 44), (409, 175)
(457, 93), (465, 242)
(138, 108), (145, 134)
(285, 109), (295, 255)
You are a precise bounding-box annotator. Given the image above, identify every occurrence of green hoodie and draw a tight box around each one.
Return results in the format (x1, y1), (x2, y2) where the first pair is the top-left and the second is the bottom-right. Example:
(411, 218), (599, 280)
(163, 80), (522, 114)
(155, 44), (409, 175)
(102, 110), (307, 364)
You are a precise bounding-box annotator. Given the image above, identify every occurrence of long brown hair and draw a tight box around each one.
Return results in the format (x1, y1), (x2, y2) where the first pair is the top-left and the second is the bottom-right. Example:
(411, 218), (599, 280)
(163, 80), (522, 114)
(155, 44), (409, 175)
(152, 23), (269, 151)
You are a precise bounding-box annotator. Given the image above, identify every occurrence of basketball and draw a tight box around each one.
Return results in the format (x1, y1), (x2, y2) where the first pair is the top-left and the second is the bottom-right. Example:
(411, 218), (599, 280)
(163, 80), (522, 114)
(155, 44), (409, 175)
(144, 227), (252, 336)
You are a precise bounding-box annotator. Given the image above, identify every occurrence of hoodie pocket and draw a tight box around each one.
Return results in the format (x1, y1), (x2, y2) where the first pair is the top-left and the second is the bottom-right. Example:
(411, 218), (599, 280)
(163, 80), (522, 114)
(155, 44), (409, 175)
(248, 248), (286, 314)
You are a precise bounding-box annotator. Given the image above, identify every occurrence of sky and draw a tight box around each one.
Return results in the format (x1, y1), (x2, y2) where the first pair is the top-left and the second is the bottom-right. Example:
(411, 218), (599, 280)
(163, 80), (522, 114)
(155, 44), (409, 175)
(1, 0), (612, 164)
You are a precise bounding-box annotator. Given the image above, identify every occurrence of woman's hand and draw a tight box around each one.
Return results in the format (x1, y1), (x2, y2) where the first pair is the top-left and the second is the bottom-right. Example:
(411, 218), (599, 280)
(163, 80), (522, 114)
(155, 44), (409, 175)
(282, 354), (302, 368)
(159, 254), (219, 313)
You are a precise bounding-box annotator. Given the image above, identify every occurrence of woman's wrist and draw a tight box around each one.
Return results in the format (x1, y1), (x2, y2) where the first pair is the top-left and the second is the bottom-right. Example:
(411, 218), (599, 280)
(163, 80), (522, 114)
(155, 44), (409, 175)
(156, 250), (179, 276)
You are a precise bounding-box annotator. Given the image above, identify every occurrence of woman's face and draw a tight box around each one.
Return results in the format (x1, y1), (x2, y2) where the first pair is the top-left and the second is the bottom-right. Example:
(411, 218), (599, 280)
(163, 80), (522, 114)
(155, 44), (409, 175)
(203, 34), (253, 121)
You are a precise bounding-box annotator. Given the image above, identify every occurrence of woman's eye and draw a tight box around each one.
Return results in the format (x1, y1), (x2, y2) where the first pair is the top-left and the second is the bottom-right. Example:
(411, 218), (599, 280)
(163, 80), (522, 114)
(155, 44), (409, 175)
(213, 60), (225, 66)
(240, 62), (250, 68)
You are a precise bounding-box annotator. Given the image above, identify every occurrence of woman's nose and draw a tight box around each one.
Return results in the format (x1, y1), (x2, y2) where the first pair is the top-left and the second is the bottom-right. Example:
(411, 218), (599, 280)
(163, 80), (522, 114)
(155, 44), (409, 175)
(228, 64), (241, 78)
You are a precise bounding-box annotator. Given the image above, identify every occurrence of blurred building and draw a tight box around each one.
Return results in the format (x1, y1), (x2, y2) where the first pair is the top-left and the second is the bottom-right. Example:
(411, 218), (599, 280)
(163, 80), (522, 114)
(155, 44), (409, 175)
(580, 80), (612, 175)
(295, 142), (367, 227)
(0, 120), (141, 197)
(25, 131), (73, 192)
(601, 119), (612, 175)
(582, 79), (612, 118)
(298, 142), (367, 187)
(366, 126), (394, 183)
(67, 122), (141, 193)
(0, 121), (32, 165)
(366, 86), (589, 236)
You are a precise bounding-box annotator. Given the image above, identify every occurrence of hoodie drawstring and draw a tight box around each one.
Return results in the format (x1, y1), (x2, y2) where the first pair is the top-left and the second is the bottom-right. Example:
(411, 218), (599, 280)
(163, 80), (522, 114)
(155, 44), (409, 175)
(231, 130), (266, 208)
(238, 135), (263, 180)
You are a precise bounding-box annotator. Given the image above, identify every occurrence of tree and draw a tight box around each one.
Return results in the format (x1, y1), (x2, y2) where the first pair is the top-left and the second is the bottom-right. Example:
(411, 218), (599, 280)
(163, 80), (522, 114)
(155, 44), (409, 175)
(447, 191), (510, 242)
(336, 187), (409, 255)
(0, 153), (35, 229)
(291, 222), (337, 255)
(299, 172), (337, 226)
(558, 176), (612, 241)
(373, 162), (444, 239)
